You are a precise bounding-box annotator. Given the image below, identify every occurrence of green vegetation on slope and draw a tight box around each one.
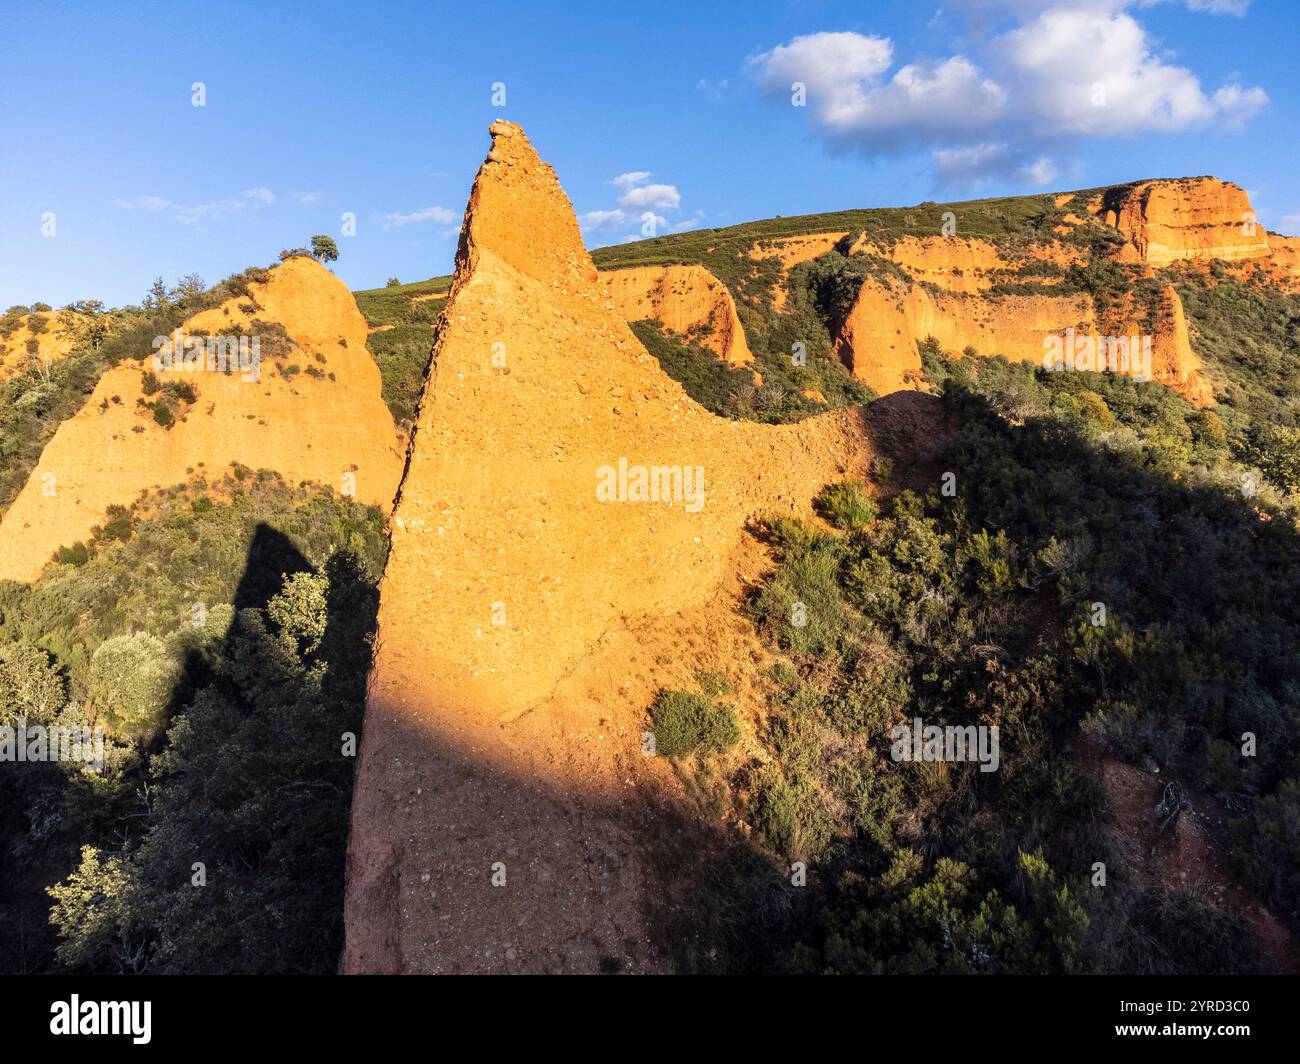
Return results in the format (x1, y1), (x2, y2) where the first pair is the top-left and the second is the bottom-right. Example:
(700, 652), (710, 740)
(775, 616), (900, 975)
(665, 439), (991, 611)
(0, 471), (386, 973)
(0, 267), (276, 513)
(352, 276), (450, 429)
(678, 349), (1296, 974)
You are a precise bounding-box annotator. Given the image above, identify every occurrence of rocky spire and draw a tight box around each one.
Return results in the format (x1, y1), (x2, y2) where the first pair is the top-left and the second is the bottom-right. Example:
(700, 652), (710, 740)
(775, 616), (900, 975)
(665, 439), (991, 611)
(453, 120), (598, 293)
(342, 122), (870, 973)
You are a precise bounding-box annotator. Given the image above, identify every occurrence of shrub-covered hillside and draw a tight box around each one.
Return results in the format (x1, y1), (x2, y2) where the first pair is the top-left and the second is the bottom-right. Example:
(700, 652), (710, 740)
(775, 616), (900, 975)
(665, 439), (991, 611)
(0, 471), (386, 973)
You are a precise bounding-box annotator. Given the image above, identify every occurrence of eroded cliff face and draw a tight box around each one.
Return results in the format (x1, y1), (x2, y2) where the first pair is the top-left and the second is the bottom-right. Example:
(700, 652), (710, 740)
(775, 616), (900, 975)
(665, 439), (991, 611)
(817, 177), (1263, 405)
(748, 233), (848, 310)
(837, 280), (1097, 394)
(749, 232), (847, 268)
(1105, 178), (1271, 265)
(850, 235), (1085, 294)
(1268, 234), (1300, 284)
(342, 121), (871, 974)
(834, 274), (1209, 405)
(832, 275), (928, 394)
(601, 263), (753, 365)
(1113, 284), (1213, 407)
(0, 257), (404, 582)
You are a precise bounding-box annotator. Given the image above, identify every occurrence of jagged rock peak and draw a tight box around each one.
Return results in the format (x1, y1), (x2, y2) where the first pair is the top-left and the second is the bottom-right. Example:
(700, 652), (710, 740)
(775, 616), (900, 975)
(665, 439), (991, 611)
(453, 120), (598, 292)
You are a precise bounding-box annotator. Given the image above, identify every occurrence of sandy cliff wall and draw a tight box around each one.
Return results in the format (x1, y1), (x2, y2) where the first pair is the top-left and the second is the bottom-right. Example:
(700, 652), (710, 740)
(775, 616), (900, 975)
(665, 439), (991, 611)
(1107, 178), (1271, 265)
(1268, 234), (1300, 283)
(748, 232), (847, 269)
(834, 275), (1210, 405)
(0, 257), (403, 582)
(601, 263), (753, 365)
(849, 236), (1085, 294)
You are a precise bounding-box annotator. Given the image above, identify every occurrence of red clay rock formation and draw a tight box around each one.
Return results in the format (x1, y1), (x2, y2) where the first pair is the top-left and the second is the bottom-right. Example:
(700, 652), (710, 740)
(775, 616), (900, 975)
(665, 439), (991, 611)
(833, 275), (927, 394)
(849, 235), (1084, 294)
(748, 232), (848, 310)
(601, 263), (753, 365)
(1106, 178), (1270, 265)
(0, 257), (404, 582)
(748, 232), (847, 268)
(1268, 234), (1300, 285)
(341, 121), (870, 973)
(834, 274), (1210, 406)
(1104, 284), (1213, 406)
(834, 277), (1094, 393)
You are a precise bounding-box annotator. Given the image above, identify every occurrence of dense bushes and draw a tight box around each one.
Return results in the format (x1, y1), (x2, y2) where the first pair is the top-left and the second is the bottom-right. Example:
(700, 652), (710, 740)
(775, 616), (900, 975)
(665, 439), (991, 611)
(364, 323), (436, 427)
(702, 344), (1300, 973)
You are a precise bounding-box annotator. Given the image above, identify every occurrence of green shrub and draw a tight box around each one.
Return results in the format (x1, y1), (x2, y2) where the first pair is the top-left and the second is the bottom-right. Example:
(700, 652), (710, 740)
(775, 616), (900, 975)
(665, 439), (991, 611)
(815, 479), (877, 531)
(54, 542), (90, 567)
(649, 689), (740, 757)
(364, 323), (436, 426)
(752, 522), (849, 658)
(87, 632), (181, 741)
(162, 379), (197, 404)
(751, 770), (833, 860)
(697, 670), (732, 697)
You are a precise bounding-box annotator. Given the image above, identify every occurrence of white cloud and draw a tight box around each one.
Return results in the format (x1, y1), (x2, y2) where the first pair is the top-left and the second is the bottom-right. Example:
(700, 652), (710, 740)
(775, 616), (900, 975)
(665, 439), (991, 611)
(933, 143), (1059, 190)
(753, 31), (894, 119)
(619, 183), (681, 210)
(581, 173), (695, 243)
(992, 8), (1259, 136)
(114, 195), (173, 212)
(291, 191), (324, 205)
(751, 2), (1267, 189)
(1023, 157), (1059, 186)
(753, 37), (1003, 150)
(1141, 0), (1251, 15)
(113, 188), (276, 225)
(613, 171), (652, 189)
(579, 209), (628, 234)
(382, 206), (457, 229)
(1211, 83), (1270, 131)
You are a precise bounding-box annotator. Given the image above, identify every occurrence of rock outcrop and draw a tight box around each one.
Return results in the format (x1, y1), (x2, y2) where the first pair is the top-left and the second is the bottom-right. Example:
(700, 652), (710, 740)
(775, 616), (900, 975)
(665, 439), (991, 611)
(748, 232), (847, 269)
(832, 275), (927, 394)
(342, 121), (870, 973)
(833, 273), (1210, 406)
(601, 263), (753, 366)
(1105, 178), (1270, 265)
(850, 235), (1085, 294)
(0, 257), (404, 582)
(1111, 284), (1213, 406)
(1268, 234), (1300, 284)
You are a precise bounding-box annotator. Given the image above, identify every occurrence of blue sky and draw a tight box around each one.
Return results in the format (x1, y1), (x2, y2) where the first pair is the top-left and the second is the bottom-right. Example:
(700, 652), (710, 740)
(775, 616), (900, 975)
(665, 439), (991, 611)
(2, 0), (1297, 308)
